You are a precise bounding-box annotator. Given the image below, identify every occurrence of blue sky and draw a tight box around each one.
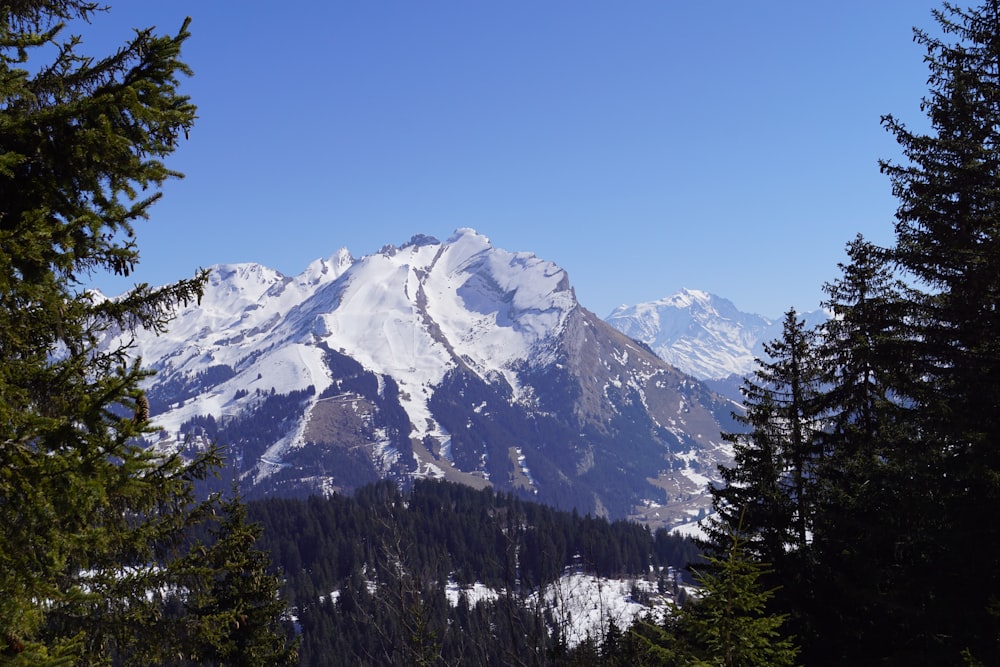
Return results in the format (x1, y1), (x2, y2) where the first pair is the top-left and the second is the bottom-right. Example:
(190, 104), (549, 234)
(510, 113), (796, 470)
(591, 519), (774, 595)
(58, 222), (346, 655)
(82, 1), (942, 319)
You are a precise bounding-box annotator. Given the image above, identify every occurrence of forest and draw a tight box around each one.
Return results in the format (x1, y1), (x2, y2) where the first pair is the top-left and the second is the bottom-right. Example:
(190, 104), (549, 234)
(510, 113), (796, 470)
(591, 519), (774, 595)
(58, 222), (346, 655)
(4, 0), (1000, 664)
(246, 479), (698, 665)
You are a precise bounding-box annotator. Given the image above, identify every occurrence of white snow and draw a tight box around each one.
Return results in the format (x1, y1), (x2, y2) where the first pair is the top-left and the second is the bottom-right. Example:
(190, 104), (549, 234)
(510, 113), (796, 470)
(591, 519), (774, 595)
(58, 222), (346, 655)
(444, 571), (674, 648)
(108, 229), (581, 479)
(607, 289), (779, 380)
(100, 229), (735, 520)
(445, 579), (500, 607)
(531, 572), (669, 647)
(514, 446), (538, 493)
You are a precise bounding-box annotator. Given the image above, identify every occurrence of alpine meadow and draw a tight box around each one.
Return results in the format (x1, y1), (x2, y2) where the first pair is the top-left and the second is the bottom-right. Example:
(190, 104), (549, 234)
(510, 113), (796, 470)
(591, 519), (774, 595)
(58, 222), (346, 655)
(3, 1), (1000, 666)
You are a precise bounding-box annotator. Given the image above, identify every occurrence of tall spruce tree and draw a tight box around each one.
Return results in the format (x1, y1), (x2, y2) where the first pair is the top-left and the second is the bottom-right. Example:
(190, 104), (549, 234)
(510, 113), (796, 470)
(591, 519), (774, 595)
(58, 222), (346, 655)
(173, 495), (299, 666)
(0, 2), (290, 663)
(708, 390), (795, 568)
(705, 309), (824, 654)
(879, 1), (1000, 661)
(815, 236), (915, 455)
(804, 235), (922, 663)
(707, 310), (824, 559)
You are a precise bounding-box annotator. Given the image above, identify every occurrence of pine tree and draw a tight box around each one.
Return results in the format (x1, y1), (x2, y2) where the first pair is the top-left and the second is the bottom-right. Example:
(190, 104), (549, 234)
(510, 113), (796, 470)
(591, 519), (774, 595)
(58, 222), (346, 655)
(879, 1), (1000, 660)
(706, 310), (824, 564)
(627, 518), (798, 667)
(0, 2), (286, 663)
(174, 495), (299, 666)
(803, 235), (923, 662)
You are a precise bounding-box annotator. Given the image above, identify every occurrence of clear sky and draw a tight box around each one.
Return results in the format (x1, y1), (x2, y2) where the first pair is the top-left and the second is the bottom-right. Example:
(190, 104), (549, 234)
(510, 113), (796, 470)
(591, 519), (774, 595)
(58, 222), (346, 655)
(80, 1), (944, 319)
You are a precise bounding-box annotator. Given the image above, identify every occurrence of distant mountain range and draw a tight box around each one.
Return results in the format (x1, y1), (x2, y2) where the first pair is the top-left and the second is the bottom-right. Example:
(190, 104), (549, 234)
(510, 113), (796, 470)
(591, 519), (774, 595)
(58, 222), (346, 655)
(605, 289), (828, 399)
(101, 229), (818, 528)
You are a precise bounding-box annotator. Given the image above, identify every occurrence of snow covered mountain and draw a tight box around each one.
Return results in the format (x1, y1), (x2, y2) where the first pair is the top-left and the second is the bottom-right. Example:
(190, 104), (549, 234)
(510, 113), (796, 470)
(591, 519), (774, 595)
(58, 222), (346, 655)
(105, 229), (737, 527)
(605, 290), (829, 382)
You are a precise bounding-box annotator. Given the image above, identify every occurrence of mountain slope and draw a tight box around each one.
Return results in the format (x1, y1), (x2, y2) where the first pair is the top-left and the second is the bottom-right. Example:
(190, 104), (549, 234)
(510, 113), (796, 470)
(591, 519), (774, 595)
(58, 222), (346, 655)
(107, 229), (736, 527)
(606, 289), (829, 382)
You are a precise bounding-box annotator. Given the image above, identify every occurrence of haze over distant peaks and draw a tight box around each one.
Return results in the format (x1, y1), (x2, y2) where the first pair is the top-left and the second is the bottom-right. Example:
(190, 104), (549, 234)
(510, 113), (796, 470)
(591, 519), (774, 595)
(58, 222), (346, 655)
(606, 288), (828, 381)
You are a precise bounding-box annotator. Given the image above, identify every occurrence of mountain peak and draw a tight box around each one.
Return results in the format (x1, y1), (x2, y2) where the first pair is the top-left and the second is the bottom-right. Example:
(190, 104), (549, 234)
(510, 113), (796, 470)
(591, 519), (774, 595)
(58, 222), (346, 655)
(606, 292), (828, 381)
(660, 288), (712, 309)
(300, 247), (354, 285)
(315, 228), (578, 406)
(400, 233), (441, 249)
(106, 230), (734, 527)
(606, 291), (773, 380)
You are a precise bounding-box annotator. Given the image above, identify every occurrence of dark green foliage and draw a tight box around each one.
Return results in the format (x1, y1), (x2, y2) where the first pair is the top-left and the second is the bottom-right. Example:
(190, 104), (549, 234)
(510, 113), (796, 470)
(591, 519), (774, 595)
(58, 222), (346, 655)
(878, 2), (1000, 661)
(171, 495), (298, 666)
(0, 2), (292, 662)
(705, 310), (824, 631)
(249, 479), (699, 665)
(696, 3), (1000, 664)
(628, 520), (798, 667)
(798, 236), (924, 662)
(679, 531), (798, 667)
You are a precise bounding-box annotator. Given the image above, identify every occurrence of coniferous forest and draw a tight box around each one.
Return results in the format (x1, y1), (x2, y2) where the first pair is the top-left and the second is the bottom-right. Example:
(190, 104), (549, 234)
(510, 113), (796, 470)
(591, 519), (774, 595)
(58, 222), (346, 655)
(4, 0), (1000, 665)
(246, 480), (698, 666)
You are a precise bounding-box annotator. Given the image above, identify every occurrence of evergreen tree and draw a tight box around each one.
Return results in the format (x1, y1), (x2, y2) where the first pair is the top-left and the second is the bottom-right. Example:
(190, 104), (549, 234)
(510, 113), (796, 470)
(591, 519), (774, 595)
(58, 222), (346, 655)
(706, 310), (824, 565)
(879, 1), (1000, 660)
(682, 526), (798, 667)
(626, 519), (798, 667)
(698, 3), (1000, 659)
(704, 310), (824, 654)
(815, 235), (915, 455)
(803, 235), (922, 662)
(0, 2), (287, 663)
(708, 389), (794, 568)
(174, 495), (299, 666)
(759, 310), (825, 551)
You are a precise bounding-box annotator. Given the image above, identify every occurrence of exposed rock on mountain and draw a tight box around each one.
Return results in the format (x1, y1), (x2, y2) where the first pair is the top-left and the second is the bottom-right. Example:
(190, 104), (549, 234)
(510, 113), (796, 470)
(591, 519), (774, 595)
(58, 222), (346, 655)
(107, 229), (738, 527)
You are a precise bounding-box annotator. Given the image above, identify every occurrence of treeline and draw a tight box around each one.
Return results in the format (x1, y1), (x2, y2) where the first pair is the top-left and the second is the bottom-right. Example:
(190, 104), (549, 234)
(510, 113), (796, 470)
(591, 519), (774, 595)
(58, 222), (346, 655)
(147, 363), (237, 414)
(247, 479), (699, 665)
(180, 386), (316, 466)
